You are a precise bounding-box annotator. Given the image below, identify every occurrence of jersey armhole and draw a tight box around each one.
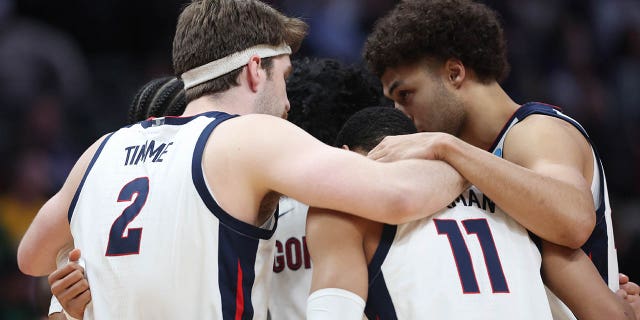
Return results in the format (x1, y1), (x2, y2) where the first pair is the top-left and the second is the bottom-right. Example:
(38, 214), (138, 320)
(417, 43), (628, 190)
(367, 224), (397, 283)
(191, 114), (279, 240)
(68, 133), (115, 223)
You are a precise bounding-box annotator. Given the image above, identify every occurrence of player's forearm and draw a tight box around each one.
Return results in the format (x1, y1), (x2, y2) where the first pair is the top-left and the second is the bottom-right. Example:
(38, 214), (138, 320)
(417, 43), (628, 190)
(542, 242), (635, 320)
(441, 137), (594, 248)
(290, 151), (464, 225)
(306, 208), (369, 298)
(386, 159), (466, 225)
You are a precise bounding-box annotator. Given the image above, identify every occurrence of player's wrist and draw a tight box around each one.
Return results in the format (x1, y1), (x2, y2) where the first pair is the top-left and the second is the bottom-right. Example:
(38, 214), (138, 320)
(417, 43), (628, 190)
(433, 132), (458, 162)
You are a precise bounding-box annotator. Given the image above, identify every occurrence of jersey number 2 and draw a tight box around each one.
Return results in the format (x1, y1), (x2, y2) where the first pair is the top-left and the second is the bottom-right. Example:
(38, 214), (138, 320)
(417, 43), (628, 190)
(105, 177), (149, 256)
(434, 218), (509, 294)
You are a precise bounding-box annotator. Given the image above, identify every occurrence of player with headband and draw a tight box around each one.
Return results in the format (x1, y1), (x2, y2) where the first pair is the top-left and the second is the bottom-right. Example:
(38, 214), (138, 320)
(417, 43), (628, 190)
(18, 1), (466, 318)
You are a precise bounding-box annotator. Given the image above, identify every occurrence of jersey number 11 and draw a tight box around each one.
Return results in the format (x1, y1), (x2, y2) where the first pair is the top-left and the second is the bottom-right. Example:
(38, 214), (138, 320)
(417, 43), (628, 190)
(434, 218), (509, 294)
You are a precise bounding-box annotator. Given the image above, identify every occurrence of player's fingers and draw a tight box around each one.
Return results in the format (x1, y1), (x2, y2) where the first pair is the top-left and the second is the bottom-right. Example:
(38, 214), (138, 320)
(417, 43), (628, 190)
(621, 281), (640, 296)
(48, 312), (68, 320)
(69, 248), (81, 262)
(48, 263), (79, 286)
(367, 148), (383, 160)
(617, 288), (628, 299)
(68, 278), (91, 299)
(370, 153), (387, 161)
(57, 277), (90, 305)
(620, 273), (630, 284)
(625, 293), (640, 306)
(50, 269), (85, 296)
(66, 289), (91, 319)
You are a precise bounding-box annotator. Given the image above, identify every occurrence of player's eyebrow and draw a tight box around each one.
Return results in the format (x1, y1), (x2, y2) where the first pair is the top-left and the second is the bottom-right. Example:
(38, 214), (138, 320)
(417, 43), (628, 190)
(387, 80), (403, 97)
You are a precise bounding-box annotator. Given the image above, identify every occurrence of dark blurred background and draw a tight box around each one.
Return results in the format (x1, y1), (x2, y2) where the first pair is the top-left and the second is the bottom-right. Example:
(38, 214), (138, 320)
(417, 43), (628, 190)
(0, 0), (638, 318)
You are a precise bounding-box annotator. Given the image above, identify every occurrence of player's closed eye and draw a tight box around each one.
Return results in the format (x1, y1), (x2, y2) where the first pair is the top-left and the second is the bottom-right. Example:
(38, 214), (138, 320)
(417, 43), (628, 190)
(397, 90), (412, 103)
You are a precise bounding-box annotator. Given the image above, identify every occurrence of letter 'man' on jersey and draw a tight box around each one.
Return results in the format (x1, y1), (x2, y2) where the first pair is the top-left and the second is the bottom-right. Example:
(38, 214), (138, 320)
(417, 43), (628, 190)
(68, 112), (277, 319)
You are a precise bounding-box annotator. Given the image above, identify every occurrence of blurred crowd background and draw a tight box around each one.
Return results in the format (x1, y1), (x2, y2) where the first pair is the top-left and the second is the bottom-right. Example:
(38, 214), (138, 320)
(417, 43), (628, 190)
(0, 0), (638, 318)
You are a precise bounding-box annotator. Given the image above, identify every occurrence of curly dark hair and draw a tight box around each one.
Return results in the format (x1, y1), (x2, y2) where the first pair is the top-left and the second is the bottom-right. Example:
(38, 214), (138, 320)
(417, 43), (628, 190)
(364, 0), (510, 83)
(286, 57), (391, 144)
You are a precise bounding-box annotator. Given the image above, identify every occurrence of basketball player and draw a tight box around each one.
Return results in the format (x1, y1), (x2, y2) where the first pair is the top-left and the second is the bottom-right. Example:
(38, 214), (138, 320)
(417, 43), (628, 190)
(47, 58), (390, 319)
(306, 107), (634, 319)
(17, 0), (466, 318)
(269, 57), (388, 319)
(363, 0), (637, 317)
(46, 76), (187, 319)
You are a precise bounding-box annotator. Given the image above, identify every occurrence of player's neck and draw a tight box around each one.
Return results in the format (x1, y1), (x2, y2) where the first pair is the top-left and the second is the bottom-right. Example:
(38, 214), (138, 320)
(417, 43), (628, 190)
(458, 82), (520, 151)
(182, 87), (257, 117)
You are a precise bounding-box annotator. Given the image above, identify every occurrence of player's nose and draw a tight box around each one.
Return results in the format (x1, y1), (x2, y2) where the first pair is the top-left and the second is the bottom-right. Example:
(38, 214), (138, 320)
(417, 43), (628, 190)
(394, 103), (412, 119)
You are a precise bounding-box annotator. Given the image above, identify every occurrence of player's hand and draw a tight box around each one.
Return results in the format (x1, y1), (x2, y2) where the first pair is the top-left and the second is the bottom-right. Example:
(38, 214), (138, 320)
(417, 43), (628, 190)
(49, 312), (69, 320)
(48, 249), (90, 319)
(368, 132), (453, 162)
(617, 273), (640, 319)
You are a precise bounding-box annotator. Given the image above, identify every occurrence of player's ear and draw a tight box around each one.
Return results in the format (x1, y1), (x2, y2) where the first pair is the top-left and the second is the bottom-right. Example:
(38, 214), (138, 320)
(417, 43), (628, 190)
(342, 145), (350, 151)
(246, 55), (264, 92)
(444, 58), (465, 89)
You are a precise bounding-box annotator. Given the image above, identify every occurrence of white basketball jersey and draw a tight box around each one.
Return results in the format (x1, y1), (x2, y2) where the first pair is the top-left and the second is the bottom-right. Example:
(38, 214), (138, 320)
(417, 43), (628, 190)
(493, 103), (619, 320)
(268, 197), (312, 319)
(69, 112), (277, 319)
(365, 184), (552, 319)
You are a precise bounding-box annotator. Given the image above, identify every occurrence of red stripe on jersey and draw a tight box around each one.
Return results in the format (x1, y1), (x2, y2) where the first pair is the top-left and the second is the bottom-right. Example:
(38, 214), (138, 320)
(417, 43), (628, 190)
(235, 259), (244, 320)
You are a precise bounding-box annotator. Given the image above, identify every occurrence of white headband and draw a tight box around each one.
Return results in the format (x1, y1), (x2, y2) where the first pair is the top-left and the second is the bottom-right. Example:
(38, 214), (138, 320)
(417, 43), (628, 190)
(181, 44), (292, 90)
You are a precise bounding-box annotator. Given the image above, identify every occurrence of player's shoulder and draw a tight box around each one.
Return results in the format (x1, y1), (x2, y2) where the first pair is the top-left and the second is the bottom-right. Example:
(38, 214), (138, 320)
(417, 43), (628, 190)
(504, 112), (592, 166)
(212, 113), (314, 152)
(60, 132), (114, 195)
(81, 133), (112, 163)
(515, 113), (573, 130)
(509, 113), (586, 145)
(223, 113), (296, 130)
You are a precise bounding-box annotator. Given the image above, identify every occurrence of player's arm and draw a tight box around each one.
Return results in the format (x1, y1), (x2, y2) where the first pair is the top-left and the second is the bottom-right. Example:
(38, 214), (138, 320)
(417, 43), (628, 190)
(220, 114), (465, 225)
(371, 116), (595, 248)
(17, 135), (108, 276)
(542, 241), (636, 320)
(305, 206), (370, 320)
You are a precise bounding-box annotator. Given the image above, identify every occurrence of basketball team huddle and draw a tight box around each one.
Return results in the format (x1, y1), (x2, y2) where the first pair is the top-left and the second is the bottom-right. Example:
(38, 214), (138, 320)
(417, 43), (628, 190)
(16, 0), (640, 319)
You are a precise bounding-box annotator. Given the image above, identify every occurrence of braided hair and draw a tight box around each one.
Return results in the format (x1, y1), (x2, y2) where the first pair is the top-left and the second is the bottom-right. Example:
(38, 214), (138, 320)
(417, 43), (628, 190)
(127, 77), (187, 124)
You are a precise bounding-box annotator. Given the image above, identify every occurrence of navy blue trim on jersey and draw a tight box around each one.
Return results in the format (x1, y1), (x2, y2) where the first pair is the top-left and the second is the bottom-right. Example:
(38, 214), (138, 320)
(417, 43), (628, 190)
(488, 111), (518, 153)
(368, 224), (397, 282)
(365, 224), (398, 319)
(68, 133), (115, 223)
(219, 223), (260, 320)
(510, 102), (610, 282)
(192, 112), (279, 240)
(581, 155), (609, 282)
(365, 273), (398, 320)
(138, 111), (232, 128)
